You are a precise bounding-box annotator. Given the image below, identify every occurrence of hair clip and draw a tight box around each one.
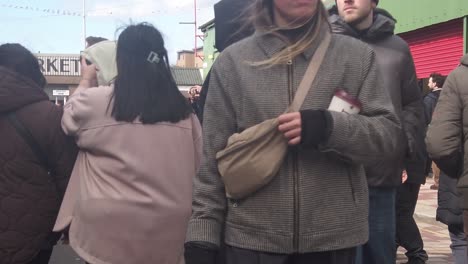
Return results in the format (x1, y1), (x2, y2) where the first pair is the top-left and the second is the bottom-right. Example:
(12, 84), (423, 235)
(147, 51), (160, 64)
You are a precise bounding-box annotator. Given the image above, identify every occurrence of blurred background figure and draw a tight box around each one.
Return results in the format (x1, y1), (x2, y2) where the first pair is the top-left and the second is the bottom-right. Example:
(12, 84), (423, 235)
(85, 36), (108, 48)
(189, 85), (202, 119)
(423, 72), (446, 190)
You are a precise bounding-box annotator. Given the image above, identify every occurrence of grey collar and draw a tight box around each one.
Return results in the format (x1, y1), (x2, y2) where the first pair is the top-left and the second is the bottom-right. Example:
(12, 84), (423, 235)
(254, 22), (331, 61)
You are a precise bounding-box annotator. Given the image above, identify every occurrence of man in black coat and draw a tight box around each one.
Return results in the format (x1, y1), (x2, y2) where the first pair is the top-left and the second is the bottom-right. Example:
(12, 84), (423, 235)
(423, 72), (446, 190)
(331, 0), (427, 263)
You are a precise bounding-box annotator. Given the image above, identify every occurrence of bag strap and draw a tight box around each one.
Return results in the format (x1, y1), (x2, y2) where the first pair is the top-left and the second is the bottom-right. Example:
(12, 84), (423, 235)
(6, 112), (49, 169)
(289, 32), (332, 112)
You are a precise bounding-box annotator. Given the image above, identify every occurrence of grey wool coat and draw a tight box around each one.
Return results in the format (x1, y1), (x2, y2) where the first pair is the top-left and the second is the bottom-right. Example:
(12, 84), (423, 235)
(187, 25), (403, 254)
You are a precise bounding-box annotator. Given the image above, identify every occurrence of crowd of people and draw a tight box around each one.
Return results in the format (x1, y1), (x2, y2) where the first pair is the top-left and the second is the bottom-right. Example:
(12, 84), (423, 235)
(0, 0), (467, 264)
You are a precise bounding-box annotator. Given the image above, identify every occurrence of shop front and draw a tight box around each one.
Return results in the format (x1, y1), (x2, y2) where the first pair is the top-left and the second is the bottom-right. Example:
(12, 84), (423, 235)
(36, 54), (81, 105)
(399, 18), (464, 78)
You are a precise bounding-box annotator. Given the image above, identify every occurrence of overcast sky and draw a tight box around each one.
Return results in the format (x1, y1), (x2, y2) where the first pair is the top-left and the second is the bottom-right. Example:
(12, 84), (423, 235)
(0, 0), (217, 63)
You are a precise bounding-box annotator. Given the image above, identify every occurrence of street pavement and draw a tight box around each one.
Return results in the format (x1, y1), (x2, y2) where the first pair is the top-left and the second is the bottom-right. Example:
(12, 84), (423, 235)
(49, 244), (83, 264)
(49, 177), (455, 264)
(397, 177), (454, 264)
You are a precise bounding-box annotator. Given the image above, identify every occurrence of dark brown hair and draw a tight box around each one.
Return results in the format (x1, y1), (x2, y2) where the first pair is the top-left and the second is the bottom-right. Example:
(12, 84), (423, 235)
(86, 36), (108, 48)
(0, 43), (46, 88)
(429, 72), (446, 88)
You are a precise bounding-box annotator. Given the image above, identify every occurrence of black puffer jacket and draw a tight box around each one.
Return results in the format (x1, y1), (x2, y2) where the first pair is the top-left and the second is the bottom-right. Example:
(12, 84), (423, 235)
(0, 66), (77, 264)
(329, 8), (427, 186)
(437, 172), (464, 225)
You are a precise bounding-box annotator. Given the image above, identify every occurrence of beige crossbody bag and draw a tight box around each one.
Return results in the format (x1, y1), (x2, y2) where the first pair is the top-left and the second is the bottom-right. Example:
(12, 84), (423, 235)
(216, 32), (332, 199)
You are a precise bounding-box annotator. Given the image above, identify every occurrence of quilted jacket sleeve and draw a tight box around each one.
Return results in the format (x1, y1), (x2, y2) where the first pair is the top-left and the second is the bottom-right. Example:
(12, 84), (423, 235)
(46, 106), (78, 198)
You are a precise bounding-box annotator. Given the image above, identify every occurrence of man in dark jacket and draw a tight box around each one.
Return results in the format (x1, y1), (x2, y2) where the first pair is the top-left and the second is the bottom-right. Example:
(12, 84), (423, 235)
(426, 53), (468, 263)
(423, 72), (446, 190)
(0, 43), (77, 264)
(424, 73), (445, 125)
(331, 1), (427, 263)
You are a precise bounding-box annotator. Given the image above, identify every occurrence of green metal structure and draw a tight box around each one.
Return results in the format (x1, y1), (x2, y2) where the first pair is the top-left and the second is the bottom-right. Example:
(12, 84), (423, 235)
(378, 0), (468, 34)
(199, 19), (217, 78)
(465, 16), (468, 54)
(378, 0), (468, 54)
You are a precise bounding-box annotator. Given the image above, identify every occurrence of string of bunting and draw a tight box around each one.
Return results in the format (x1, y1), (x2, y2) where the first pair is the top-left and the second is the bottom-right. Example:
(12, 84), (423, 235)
(0, 3), (83, 16)
(0, 3), (211, 17)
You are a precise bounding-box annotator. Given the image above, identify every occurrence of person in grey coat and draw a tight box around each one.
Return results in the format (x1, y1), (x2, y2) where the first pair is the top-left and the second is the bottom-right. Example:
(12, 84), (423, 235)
(185, 0), (403, 263)
(426, 53), (468, 263)
(330, 1), (427, 263)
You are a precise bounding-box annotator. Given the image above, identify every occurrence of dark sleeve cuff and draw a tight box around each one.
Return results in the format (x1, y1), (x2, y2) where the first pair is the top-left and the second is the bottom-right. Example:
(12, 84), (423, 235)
(433, 151), (463, 179)
(299, 109), (333, 148)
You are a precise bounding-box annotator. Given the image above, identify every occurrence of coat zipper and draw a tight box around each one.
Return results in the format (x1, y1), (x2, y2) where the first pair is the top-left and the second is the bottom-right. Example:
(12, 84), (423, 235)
(287, 53), (300, 252)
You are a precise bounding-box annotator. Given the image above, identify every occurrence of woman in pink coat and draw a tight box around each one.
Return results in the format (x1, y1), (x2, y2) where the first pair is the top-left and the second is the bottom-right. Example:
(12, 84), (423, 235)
(54, 23), (202, 264)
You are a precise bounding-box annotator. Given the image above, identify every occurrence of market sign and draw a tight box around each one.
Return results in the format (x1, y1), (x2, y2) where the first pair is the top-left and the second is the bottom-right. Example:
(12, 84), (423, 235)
(52, 90), (70, 96)
(36, 54), (81, 76)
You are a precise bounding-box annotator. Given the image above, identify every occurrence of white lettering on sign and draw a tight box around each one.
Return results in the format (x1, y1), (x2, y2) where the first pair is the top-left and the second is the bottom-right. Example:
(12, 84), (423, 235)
(36, 55), (81, 76)
(53, 90), (70, 96)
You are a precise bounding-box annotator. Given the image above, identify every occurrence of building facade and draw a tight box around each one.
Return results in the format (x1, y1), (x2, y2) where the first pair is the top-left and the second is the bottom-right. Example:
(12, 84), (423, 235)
(35, 54), (203, 103)
(176, 48), (204, 68)
(36, 54), (81, 105)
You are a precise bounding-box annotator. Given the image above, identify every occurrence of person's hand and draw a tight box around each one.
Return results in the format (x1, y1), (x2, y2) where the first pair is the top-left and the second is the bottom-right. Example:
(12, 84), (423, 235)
(80, 56), (97, 88)
(402, 170), (408, 183)
(278, 112), (302, 146)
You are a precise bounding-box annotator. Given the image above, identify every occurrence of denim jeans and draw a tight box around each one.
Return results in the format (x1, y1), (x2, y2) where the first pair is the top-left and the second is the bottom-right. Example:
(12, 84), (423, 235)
(226, 245), (356, 264)
(449, 224), (467, 264)
(355, 187), (396, 264)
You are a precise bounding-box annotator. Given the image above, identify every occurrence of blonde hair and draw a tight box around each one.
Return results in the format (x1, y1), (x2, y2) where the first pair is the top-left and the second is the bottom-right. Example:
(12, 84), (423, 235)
(250, 0), (330, 66)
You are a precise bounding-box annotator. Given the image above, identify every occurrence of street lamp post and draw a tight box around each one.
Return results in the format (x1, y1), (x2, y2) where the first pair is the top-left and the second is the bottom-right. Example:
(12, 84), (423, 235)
(179, 0), (204, 61)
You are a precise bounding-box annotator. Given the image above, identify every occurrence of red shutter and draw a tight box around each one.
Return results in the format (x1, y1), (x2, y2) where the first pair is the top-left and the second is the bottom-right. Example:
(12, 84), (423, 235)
(399, 19), (464, 78)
